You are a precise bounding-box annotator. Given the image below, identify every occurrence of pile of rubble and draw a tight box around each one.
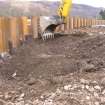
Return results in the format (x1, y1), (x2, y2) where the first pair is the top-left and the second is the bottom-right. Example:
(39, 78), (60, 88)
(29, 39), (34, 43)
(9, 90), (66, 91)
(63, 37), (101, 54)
(32, 78), (105, 105)
(0, 77), (104, 105)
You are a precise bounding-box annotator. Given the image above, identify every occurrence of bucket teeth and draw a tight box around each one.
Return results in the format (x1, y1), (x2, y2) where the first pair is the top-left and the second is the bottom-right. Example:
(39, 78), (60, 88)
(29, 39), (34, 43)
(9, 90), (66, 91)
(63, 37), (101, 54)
(42, 31), (54, 40)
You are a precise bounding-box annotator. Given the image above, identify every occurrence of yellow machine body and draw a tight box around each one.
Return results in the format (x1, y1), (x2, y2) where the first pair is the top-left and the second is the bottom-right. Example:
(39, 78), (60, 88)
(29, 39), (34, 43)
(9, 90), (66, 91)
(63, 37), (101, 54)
(58, 0), (72, 19)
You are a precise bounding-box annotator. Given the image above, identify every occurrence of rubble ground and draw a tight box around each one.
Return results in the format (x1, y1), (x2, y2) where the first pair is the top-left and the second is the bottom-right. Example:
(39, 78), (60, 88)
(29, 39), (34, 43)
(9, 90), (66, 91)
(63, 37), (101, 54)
(0, 28), (105, 104)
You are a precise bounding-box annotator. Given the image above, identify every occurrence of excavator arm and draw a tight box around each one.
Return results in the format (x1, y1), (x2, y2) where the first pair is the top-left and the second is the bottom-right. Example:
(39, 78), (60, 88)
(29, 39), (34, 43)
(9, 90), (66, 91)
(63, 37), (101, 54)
(58, 0), (72, 21)
(40, 0), (72, 40)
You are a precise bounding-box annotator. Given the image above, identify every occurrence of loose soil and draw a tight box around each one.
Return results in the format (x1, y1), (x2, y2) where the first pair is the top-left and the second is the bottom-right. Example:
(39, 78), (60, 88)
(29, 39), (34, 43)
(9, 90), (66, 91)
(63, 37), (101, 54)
(1, 30), (105, 104)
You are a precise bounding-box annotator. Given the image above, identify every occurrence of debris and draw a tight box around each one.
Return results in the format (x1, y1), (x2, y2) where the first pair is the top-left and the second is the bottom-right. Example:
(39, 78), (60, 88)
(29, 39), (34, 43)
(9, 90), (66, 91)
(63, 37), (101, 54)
(80, 78), (89, 84)
(79, 60), (96, 72)
(19, 93), (25, 98)
(12, 72), (17, 78)
(4, 92), (12, 100)
(94, 85), (101, 91)
(27, 77), (36, 85)
(64, 85), (71, 91)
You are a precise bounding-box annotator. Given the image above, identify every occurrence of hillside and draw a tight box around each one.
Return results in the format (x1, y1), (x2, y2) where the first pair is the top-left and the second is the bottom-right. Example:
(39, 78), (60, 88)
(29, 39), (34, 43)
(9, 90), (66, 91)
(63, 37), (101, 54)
(0, 1), (104, 18)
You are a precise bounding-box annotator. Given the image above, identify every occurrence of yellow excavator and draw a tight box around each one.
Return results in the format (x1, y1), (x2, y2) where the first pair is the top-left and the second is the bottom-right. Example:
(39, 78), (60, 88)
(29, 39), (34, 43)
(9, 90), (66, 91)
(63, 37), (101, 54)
(40, 0), (72, 40)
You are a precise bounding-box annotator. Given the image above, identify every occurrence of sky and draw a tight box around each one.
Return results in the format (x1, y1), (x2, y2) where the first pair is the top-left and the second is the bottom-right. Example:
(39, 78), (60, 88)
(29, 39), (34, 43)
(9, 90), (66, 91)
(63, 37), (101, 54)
(73, 0), (105, 8)
(1, 0), (105, 8)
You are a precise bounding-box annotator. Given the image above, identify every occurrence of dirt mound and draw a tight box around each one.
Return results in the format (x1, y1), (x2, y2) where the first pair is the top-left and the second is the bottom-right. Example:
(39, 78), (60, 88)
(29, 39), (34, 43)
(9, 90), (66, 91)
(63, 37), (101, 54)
(0, 33), (105, 104)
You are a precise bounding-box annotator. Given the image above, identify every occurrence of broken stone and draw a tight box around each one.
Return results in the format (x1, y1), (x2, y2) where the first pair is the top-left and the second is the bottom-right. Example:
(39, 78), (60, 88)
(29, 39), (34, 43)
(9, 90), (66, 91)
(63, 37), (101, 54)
(81, 85), (85, 89)
(101, 78), (105, 85)
(0, 92), (4, 99)
(80, 79), (89, 84)
(85, 85), (89, 90)
(86, 96), (90, 100)
(79, 60), (95, 72)
(56, 88), (62, 94)
(94, 92), (99, 97)
(0, 95), (3, 99)
(88, 87), (95, 92)
(15, 101), (24, 105)
(12, 72), (17, 78)
(20, 93), (25, 98)
(25, 100), (33, 105)
(64, 85), (71, 91)
(4, 92), (12, 100)
(99, 32), (103, 35)
(0, 99), (6, 105)
(27, 77), (36, 85)
(94, 85), (101, 91)
(88, 33), (94, 36)
(95, 102), (99, 105)
(1, 52), (12, 61)
(17, 93), (25, 101)
(100, 97), (105, 103)
(102, 90), (105, 95)
(7, 102), (14, 105)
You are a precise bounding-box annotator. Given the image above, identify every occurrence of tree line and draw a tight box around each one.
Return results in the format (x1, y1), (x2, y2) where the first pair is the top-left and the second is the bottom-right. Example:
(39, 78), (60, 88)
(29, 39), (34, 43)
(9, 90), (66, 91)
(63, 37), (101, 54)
(99, 10), (105, 20)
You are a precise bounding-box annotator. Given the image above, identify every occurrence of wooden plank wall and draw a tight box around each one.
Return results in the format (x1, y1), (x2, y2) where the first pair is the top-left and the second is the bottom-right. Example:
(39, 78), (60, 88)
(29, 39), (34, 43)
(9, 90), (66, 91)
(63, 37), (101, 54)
(0, 16), (105, 55)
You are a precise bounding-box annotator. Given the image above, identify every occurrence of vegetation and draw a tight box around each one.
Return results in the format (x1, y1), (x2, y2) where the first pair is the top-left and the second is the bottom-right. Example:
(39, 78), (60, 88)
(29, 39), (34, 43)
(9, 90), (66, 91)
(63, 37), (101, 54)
(99, 10), (105, 20)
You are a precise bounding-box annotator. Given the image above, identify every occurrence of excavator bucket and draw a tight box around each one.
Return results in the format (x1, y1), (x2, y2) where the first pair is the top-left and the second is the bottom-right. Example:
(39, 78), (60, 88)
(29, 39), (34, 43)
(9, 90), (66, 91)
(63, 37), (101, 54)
(40, 16), (64, 40)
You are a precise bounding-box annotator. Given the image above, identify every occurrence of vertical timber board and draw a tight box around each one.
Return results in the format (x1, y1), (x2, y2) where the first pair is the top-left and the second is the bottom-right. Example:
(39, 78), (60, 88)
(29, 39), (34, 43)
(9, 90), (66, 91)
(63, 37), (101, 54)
(10, 17), (18, 48)
(94, 19), (96, 25)
(2, 17), (9, 52)
(0, 17), (8, 53)
(63, 17), (70, 33)
(81, 18), (84, 27)
(88, 19), (90, 26)
(90, 19), (92, 26)
(84, 18), (87, 27)
(0, 17), (4, 53)
(56, 26), (61, 32)
(61, 24), (65, 32)
(92, 19), (95, 25)
(18, 18), (24, 41)
(21, 17), (29, 39)
(86, 18), (88, 26)
(89, 19), (91, 26)
(80, 18), (82, 27)
(70, 17), (74, 29)
(31, 16), (39, 39)
(66, 17), (70, 33)
(77, 17), (80, 28)
(73, 17), (77, 29)
(3, 17), (9, 52)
